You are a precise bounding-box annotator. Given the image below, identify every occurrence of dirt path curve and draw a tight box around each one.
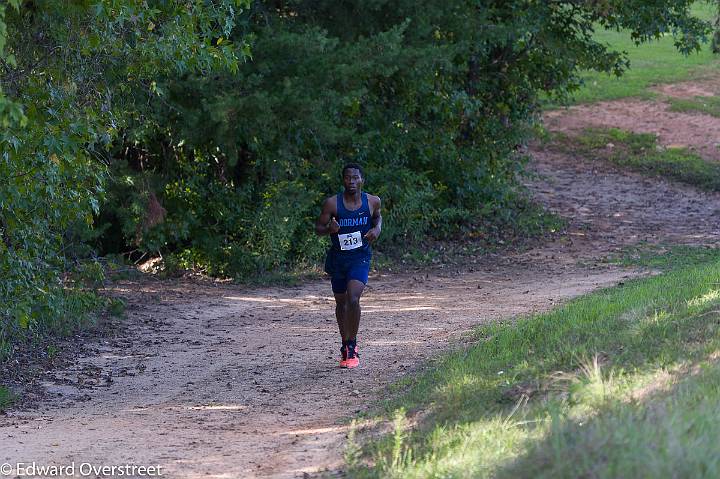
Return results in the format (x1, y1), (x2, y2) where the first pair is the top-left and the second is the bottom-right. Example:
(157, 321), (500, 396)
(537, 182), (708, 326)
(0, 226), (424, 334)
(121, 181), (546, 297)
(4, 87), (720, 478)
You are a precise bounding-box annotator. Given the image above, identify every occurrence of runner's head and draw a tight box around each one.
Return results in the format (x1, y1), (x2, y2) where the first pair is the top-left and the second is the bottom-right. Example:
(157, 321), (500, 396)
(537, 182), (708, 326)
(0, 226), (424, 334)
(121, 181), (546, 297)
(342, 163), (364, 194)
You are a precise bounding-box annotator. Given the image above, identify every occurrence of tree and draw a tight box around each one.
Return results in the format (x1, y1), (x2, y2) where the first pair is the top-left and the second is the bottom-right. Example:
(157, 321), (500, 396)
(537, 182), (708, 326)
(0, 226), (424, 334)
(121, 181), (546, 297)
(97, 0), (713, 277)
(0, 1), (712, 357)
(712, 1), (720, 53)
(0, 0), (250, 357)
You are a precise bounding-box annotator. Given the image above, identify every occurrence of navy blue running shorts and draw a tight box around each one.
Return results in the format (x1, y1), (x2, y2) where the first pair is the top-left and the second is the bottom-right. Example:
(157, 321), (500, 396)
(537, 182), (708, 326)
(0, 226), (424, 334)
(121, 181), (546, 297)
(330, 257), (370, 294)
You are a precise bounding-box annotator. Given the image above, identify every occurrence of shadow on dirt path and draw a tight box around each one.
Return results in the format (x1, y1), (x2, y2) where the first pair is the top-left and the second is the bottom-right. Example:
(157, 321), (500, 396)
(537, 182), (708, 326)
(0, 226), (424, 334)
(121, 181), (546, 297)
(3, 84), (720, 478)
(1, 266), (633, 479)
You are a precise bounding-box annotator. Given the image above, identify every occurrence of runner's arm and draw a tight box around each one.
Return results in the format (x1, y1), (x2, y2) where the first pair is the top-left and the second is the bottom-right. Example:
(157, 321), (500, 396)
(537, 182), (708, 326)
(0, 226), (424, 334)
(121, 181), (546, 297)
(364, 196), (382, 242)
(315, 197), (339, 236)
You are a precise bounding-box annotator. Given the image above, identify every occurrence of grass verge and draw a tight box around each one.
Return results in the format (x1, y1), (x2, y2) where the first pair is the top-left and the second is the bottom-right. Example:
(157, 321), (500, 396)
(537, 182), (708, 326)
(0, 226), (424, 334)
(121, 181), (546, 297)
(608, 243), (720, 271)
(549, 127), (720, 191)
(0, 386), (14, 411)
(350, 247), (720, 478)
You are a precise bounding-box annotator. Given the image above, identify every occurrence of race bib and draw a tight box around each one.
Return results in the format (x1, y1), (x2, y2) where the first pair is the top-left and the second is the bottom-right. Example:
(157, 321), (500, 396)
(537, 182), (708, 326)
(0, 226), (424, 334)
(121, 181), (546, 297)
(339, 231), (363, 251)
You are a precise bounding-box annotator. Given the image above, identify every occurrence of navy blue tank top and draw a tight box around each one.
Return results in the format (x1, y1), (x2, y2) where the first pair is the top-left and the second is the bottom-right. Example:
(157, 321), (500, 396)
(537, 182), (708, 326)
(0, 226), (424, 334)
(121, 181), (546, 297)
(329, 192), (372, 259)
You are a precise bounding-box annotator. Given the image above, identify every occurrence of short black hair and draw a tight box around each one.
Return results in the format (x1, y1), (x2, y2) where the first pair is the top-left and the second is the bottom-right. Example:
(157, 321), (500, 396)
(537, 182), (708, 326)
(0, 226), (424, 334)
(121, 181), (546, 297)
(342, 163), (363, 178)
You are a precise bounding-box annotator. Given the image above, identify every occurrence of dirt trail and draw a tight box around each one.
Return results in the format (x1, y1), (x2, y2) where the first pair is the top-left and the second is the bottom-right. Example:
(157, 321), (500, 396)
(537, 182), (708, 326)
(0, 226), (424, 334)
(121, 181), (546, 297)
(0, 267), (632, 479)
(4, 82), (720, 478)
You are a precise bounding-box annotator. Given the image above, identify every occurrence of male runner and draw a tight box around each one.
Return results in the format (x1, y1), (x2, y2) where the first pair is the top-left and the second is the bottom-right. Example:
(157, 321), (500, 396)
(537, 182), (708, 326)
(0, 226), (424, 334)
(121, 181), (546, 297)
(315, 163), (382, 368)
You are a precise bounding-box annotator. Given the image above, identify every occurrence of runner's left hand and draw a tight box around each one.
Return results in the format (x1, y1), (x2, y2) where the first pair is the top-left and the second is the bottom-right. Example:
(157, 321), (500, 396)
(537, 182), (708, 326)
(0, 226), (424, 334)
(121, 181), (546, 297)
(364, 228), (379, 243)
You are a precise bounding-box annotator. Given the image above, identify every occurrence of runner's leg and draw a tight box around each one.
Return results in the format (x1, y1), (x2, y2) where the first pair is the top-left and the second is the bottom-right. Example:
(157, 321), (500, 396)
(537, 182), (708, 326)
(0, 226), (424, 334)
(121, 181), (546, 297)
(345, 279), (365, 340)
(334, 293), (348, 340)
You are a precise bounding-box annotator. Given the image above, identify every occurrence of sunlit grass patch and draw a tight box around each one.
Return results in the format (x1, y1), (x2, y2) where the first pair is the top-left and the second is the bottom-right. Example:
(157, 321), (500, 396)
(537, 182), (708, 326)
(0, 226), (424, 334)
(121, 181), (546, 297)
(497, 357), (720, 479)
(554, 3), (719, 105)
(687, 289), (720, 308)
(350, 255), (720, 478)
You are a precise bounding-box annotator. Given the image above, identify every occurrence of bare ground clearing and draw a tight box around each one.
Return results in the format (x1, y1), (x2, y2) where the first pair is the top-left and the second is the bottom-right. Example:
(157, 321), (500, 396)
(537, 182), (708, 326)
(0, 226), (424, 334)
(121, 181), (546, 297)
(3, 83), (720, 478)
(544, 79), (720, 162)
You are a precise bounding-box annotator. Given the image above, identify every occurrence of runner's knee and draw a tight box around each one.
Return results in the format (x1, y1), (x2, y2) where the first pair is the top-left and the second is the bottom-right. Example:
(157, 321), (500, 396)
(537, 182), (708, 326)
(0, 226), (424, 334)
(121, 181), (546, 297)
(334, 294), (347, 307)
(347, 295), (361, 308)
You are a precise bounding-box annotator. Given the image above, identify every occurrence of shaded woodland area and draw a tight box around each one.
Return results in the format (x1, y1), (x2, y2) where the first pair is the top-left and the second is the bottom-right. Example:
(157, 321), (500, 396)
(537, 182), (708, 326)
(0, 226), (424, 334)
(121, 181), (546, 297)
(0, 1), (711, 357)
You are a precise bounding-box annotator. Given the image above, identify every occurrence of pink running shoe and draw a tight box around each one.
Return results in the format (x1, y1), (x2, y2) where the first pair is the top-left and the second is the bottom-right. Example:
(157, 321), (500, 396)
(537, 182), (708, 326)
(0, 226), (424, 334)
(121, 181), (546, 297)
(339, 344), (348, 367)
(344, 343), (359, 369)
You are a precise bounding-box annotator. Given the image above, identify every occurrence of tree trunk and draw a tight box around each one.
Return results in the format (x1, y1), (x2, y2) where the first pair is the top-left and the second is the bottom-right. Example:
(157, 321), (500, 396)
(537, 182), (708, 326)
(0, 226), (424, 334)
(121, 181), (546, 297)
(712, 1), (720, 54)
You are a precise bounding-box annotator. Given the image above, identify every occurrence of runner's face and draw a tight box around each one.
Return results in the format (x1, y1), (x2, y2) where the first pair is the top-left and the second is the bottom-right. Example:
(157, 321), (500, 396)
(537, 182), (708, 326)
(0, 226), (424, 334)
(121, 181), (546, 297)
(343, 169), (363, 194)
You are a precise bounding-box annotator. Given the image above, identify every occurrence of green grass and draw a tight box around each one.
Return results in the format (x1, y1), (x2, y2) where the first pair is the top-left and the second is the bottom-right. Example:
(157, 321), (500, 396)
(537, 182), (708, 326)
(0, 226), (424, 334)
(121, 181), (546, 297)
(551, 127), (720, 191)
(559, 3), (720, 105)
(0, 386), (14, 411)
(500, 363), (720, 478)
(350, 250), (720, 478)
(668, 94), (720, 117)
(610, 243), (720, 271)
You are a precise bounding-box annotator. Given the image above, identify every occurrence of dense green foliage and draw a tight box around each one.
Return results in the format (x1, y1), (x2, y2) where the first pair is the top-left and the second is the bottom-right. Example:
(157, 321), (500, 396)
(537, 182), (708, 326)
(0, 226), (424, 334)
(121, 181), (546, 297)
(98, 0), (713, 278)
(0, 0), (250, 357)
(712, 1), (720, 53)
(0, 1), (713, 356)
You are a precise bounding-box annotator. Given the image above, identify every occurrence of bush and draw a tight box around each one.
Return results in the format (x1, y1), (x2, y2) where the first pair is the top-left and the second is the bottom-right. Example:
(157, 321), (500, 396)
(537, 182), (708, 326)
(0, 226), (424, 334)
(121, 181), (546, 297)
(102, 0), (712, 277)
(0, 0), (250, 356)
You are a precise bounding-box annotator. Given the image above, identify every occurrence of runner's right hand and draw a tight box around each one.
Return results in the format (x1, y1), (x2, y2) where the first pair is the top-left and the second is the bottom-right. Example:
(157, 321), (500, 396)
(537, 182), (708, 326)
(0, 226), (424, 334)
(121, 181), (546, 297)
(329, 216), (340, 234)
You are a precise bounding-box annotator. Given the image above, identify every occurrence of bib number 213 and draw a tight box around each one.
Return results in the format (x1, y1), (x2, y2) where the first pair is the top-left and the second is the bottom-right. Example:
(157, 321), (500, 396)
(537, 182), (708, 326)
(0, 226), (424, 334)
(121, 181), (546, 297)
(339, 231), (362, 251)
